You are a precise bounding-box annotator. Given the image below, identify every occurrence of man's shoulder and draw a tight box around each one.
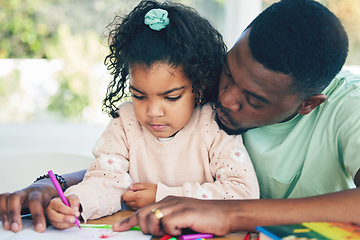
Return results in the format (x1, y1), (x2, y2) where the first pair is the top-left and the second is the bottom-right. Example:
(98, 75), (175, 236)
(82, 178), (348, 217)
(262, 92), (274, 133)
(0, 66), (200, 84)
(323, 70), (360, 99)
(338, 68), (360, 80)
(334, 70), (360, 88)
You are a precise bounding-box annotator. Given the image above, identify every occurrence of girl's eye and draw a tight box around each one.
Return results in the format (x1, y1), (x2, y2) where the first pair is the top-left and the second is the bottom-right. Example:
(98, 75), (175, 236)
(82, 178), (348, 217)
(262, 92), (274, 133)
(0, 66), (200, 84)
(132, 94), (145, 100)
(166, 95), (182, 102)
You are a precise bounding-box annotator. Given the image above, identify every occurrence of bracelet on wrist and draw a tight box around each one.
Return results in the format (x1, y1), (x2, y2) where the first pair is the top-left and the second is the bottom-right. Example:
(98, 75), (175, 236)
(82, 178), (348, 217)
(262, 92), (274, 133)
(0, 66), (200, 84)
(34, 173), (68, 191)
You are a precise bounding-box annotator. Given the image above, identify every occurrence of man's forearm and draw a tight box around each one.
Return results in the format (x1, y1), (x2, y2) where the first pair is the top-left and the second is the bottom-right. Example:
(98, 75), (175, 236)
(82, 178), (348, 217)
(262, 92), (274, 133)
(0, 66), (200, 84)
(32, 169), (86, 194)
(229, 188), (360, 232)
(62, 170), (87, 187)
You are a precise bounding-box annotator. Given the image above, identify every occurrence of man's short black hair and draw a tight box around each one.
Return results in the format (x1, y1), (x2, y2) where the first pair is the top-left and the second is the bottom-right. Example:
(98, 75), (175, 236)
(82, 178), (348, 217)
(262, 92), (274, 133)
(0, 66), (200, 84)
(247, 0), (348, 97)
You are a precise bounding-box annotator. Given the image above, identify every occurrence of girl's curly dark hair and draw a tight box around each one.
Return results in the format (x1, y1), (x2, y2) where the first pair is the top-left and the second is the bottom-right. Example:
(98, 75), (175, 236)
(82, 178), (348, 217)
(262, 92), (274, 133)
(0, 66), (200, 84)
(103, 0), (227, 118)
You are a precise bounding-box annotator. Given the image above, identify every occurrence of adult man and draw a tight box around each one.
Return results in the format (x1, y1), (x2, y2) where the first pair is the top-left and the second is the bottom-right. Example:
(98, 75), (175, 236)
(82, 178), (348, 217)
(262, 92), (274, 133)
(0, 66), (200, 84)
(112, 0), (360, 236)
(1, 0), (359, 236)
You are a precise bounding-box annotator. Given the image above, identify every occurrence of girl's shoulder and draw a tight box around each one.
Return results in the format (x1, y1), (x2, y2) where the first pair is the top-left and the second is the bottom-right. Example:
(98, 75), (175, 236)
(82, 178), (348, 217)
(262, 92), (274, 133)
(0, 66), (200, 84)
(194, 103), (221, 134)
(111, 102), (140, 131)
(195, 104), (243, 149)
(116, 102), (137, 121)
(197, 104), (218, 125)
(117, 101), (135, 114)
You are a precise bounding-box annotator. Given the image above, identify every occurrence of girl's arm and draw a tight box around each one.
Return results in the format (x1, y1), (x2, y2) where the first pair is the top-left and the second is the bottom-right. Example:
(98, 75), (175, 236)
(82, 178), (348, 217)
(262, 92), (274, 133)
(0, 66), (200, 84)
(64, 111), (133, 222)
(155, 132), (259, 202)
(203, 132), (259, 200)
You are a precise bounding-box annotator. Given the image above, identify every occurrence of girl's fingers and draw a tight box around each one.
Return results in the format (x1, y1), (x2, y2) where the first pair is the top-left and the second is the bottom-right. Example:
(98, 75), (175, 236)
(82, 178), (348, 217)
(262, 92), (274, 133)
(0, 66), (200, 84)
(46, 198), (80, 229)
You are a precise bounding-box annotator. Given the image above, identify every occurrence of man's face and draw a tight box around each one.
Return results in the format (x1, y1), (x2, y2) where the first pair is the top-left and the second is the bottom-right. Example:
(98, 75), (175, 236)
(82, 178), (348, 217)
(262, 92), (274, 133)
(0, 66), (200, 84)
(216, 29), (304, 135)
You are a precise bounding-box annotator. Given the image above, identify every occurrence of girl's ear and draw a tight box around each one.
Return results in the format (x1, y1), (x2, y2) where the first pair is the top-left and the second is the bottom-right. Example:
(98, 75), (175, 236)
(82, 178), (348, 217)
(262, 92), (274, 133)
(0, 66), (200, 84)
(297, 94), (327, 115)
(195, 90), (204, 105)
(195, 95), (204, 105)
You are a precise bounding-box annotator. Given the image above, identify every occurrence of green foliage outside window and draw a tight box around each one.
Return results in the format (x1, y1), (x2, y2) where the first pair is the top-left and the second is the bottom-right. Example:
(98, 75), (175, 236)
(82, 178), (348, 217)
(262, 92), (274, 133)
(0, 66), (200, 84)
(0, 0), (56, 58)
(0, 0), (359, 123)
(47, 76), (90, 120)
(0, 0), (109, 122)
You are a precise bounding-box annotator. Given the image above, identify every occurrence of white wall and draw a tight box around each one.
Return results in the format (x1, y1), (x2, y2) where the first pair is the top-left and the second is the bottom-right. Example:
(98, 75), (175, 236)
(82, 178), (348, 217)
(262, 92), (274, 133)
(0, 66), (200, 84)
(224, 0), (262, 48)
(0, 123), (105, 192)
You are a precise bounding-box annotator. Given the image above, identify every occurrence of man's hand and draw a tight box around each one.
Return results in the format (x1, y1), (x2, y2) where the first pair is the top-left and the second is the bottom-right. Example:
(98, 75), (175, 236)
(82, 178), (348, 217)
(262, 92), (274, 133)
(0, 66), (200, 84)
(123, 183), (157, 210)
(0, 170), (85, 233)
(113, 196), (233, 237)
(0, 182), (57, 233)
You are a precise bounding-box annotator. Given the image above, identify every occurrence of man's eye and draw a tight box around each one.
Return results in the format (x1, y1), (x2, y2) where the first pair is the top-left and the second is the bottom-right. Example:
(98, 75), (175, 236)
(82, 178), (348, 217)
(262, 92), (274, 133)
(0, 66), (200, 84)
(224, 72), (231, 78)
(245, 92), (263, 109)
(222, 67), (231, 78)
(166, 95), (182, 102)
(132, 94), (145, 100)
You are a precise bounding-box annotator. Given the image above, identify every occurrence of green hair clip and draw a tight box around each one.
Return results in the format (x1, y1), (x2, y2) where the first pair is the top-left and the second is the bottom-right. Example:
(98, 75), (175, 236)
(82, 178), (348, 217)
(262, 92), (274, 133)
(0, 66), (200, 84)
(144, 8), (169, 31)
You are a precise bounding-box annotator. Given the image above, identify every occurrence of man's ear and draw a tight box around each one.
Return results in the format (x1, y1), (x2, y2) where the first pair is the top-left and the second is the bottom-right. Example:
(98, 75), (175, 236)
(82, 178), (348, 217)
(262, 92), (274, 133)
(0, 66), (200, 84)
(297, 94), (327, 115)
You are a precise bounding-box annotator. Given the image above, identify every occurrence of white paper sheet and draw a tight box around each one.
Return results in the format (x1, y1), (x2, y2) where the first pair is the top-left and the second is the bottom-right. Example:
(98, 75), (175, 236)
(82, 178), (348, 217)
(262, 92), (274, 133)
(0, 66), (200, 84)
(0, 219), (151, 240)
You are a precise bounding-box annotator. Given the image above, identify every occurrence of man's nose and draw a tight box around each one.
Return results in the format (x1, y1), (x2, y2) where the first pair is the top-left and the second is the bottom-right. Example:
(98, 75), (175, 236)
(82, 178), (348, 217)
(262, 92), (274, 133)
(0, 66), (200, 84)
(219, 87), (242, 112)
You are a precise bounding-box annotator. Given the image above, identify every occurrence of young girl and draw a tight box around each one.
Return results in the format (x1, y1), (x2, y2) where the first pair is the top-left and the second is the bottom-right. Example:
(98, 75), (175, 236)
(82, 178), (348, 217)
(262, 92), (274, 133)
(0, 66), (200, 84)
(46, 0), (259, 229)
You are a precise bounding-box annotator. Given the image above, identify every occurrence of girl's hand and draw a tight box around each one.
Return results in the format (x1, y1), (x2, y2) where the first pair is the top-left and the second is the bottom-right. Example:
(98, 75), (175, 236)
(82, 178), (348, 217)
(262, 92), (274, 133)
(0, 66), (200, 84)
(45, 194), (81, 230)
(123, 183), (157, 210)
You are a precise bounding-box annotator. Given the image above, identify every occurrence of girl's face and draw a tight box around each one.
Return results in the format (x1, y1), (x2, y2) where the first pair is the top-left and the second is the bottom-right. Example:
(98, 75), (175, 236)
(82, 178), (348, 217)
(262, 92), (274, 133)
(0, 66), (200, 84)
(129, 62), (196, 138)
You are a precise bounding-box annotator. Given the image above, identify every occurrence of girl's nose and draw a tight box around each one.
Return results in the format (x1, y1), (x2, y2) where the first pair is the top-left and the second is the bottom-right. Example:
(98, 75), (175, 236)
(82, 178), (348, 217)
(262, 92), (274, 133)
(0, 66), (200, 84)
(147, 101), (164, 117)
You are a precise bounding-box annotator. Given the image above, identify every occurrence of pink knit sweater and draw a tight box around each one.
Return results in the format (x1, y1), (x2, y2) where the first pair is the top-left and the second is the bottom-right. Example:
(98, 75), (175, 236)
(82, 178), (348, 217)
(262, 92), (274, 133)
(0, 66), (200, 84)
(65, 102), (259, 221)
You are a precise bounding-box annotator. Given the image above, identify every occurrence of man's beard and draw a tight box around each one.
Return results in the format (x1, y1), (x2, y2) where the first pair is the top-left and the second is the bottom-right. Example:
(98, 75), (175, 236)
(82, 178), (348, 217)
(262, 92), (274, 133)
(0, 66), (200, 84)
(212, 102), (249, 135)
(214, 112), (248, 135)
